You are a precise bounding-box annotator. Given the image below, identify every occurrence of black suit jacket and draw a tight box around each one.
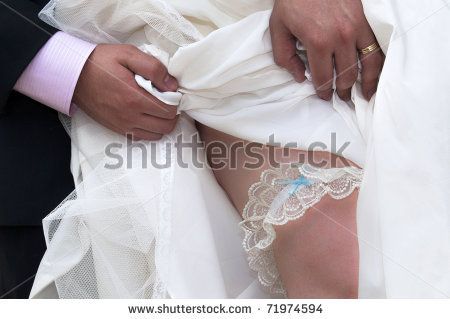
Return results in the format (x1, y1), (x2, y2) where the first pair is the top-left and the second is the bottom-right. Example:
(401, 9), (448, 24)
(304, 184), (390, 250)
(0, 0), (74, 226)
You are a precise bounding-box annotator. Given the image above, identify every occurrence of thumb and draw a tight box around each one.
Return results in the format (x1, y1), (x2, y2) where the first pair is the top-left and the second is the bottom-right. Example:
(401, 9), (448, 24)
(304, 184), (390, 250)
(270, 17), (306, 82)
(124, 47), (179, 92)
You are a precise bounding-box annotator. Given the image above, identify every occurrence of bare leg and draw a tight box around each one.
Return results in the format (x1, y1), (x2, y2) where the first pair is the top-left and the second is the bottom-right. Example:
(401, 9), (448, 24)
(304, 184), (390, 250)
(198, 124), (359, 298)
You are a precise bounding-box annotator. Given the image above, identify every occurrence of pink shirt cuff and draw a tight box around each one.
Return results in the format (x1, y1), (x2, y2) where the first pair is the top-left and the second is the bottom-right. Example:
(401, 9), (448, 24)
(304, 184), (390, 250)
(13, 32), (96, 116)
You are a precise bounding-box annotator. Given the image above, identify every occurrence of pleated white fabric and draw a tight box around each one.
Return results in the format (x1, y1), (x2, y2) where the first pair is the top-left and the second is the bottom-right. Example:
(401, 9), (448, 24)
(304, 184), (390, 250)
(358, 0), (450, 298)
(30, 0), (450, 298)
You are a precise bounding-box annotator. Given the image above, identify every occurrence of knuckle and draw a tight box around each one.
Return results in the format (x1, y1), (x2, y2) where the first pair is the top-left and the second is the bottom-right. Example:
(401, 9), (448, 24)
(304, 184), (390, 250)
(146, 62), (158, 76)
(274, 54), (288, 68)
(362, 57), (383, 81)
(338, 70), (358, 89)
(160, 123), (173, 135)
(163, 119), (177, 134)
(374, 53), (385, 68)
(120, 44), (137, 58)
(336, 82), (353, 91)
(337, 23), (356, 43)
(315, 75), (333, 90)
(363, 74), (379, 85)
(362, 75), (378, 87)
(317, 92), (332, 101)
(147, 61), (164, 77)
(161, 106), (177, 119)
(309, 36), (329, 51)
(364, 51), (384, 67)
(362, 66), (380, 82)
(124, 44), (137, 54)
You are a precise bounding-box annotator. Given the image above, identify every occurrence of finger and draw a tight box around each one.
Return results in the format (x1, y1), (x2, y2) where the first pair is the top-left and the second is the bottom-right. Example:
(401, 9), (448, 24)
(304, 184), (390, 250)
(130, 128), (163, 141)
(135, 114), (178, 135)
(269, 15), (306, 82)
(122, 72), (178, 120)
(123, 46), (179, 92)
(359, 50), (384, 100)
(307, 47), (334, 100)
(137, 90), (178, 120)
(334, 47), (358, 101)
(357, 28), (384, 100)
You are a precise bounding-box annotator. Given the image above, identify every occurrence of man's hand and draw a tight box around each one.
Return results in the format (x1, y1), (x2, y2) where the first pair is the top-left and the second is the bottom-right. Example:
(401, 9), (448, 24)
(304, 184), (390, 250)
(270, 0), (384, 101)
(73, 44), (179, 140)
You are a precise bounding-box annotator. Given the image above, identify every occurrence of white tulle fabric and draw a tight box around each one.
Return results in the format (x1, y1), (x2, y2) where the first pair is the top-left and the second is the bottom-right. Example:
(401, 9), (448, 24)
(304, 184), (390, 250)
(241, 164), (363, 295)
(30, 0), (450, 299)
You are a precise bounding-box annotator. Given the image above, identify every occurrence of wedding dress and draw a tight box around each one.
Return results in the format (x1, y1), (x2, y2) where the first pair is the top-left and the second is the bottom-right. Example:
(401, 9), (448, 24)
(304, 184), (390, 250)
(30, 0), (450, 298)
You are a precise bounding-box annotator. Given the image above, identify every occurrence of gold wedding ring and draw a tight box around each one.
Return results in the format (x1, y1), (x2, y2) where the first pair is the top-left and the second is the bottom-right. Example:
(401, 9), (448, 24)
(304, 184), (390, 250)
(359, 42), (380, 55)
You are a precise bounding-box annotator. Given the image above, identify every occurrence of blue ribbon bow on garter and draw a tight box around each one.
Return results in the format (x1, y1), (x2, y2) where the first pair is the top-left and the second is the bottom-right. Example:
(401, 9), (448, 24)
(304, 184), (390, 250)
(275, 176), (312, 196)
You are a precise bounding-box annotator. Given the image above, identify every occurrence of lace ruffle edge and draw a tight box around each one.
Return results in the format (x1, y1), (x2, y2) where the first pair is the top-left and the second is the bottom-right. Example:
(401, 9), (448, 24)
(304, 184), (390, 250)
(240, 164), (363, 295)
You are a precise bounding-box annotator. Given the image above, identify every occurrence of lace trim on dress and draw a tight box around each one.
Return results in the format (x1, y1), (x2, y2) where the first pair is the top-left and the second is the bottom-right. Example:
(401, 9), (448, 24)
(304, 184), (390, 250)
(240, 164), (363, 295)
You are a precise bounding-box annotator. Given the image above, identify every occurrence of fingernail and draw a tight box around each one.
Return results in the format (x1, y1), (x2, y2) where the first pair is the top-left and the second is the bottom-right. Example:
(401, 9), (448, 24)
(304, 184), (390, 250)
(318, 89), (333, 101)
(365, 88), (377, 101)
(294, 72), (307, 83)
(339, 88), (351, 101)
(290, 68), (306, 83)
(164, 75), (178, 91)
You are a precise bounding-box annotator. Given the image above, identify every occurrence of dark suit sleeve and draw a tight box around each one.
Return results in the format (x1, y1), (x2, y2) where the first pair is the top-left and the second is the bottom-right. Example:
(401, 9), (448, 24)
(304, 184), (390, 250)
(0, 0), (56, 112)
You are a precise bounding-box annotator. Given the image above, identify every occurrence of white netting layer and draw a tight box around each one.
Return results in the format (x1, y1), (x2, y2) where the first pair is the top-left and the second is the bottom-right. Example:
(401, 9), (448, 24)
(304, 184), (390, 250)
(36, 0), (203, 298)
(36, 110), (180, 298)
(39, 0), (203, 54)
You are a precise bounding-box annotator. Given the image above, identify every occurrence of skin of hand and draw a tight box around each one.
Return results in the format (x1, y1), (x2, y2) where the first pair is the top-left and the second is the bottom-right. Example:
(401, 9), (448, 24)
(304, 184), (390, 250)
(270, 0), (384, 101)
(73, 44), (179, 140)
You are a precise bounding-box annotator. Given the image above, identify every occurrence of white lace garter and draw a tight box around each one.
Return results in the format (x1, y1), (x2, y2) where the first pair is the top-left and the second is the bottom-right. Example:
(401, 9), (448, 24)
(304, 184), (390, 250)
(240, 163), (364, 295)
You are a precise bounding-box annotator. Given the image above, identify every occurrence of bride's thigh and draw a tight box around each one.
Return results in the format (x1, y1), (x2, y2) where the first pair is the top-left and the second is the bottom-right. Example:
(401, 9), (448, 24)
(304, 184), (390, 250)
(198, 124), (359, 298)
(273, 191), (359, 298)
